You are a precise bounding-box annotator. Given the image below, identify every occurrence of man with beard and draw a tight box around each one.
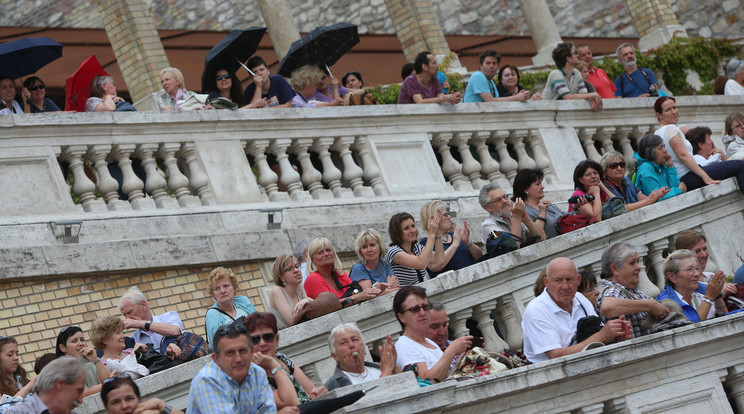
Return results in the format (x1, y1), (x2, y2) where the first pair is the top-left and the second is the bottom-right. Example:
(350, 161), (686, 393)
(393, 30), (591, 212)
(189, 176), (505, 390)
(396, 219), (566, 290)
(463, 50), (529, 102)
(614, 43), (660, 98)
(479, 183), (545, 246)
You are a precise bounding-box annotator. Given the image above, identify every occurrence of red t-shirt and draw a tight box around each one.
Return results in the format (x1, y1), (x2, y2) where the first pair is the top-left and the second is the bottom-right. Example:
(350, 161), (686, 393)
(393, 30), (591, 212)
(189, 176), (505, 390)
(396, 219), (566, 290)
(303, 271), (351, 299)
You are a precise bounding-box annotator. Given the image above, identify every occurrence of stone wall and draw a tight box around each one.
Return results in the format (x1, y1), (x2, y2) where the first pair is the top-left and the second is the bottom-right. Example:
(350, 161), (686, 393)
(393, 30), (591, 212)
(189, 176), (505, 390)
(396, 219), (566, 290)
(2, 0), (743, 40)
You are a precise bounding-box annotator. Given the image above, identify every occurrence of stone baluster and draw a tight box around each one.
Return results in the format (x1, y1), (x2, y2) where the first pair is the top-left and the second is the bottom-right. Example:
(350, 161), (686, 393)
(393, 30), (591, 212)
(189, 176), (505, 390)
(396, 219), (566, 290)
(647, 238), (670, 292)
(449, 308), (472, 339)
(452, 131), (482, 189)
(726, 365), (744, 414)
(471, 131), (504, 184)
(507, 130), (537, 171)
(593, 127), (615, 155)
(603, 398), (627, 414)
(635, 246), (660, 298)
(134, 143), (173, 209)
(495, 294), (523, 351)
(85, 145), (120, 206)
(490, 131), (520, 183)
(311, 137), (343, 198)
(289, 138), (326, 199)
(110, 144), (151, 209)
(60, 146), (100, 212)
(612, 126), (636, 168)
(157, 143), (193, 206)
(245, 140), (280, 201)
(179, 142), (216, 206)
(629, 125), (646, 147)
(352, 135), (387, 196)
(574, 402), (606, 414)
(430, 132), (470, 191)
(269, 138), (304, 199)
(474, 300), (508, 353)
(589, 261), (603, 279)
(332, 136), (365, 196)
(577, 127), (601, 162)
(525, 130), (555, 183)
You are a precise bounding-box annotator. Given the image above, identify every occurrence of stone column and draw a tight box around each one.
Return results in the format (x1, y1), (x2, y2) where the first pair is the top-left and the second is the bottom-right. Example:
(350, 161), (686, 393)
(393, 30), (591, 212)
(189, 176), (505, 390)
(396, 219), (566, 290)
(384, 0), (462, 69)
(256, 0), (301, 61)
(516, 0), (563, 65)
(624, 0), (688, 52)
(96, 0), (170, 102)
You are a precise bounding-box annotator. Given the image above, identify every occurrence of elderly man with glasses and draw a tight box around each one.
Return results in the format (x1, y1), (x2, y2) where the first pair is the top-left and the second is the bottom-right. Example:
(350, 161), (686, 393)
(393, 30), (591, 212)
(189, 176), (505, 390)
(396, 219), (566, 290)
(479, 183), (545, 247)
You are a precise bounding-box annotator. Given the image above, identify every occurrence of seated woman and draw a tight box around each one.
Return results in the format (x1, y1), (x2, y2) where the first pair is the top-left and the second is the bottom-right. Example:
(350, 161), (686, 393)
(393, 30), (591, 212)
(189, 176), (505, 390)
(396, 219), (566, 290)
(512, 169), (565, 239)
(657, 249), (725, 322)
(349, 229), (399, 291)
(55, 326), (110, 397)
(578, 270), (599, 306)
(290, 65), (324, 108)
(393, 286), (472, 382)
(312, 71), (346, 106)
(90, 315), (149, 379)
(102, 375), (184, 414)
(270, 254), (313, 329)
(600, 150), (667, 211)
(86, 75), (135, 112)
(633, 133), (685, 200)
(418, 200), (482, 277)
(496, 64), (542, 100)
(0, 336), (32, 399)
(342, 71), (364, 90)
(205, 267), (257, 345)
(22, 76), (60, 113)
(724, 58), (744, 96)
(0, 76), (24, 115)
(245, 312), (327, 409)
(686, 126), (728, 166)
(722, 112), (744, 160)
(204, 68), (266, 109)
(385, 212), (442, 286)
(674, 229), (736, 298)
(654, 96), (744, 194)
(158, 67), (211, 111)
(570, 159), (613, 222)
(596, 242), (669, 338)
(304, 237), (380, 308)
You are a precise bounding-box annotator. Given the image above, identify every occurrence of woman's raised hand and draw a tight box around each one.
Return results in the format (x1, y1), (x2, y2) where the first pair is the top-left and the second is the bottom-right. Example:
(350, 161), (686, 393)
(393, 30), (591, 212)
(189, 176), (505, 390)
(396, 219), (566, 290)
(427, 211), (442, 236)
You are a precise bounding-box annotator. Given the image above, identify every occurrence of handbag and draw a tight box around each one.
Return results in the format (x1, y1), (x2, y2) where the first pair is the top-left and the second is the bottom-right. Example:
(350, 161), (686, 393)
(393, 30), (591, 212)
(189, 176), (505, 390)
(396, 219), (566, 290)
(348, 90), (377, 105)
(161, 332), (210, 362)
(601, 196), (627, 220)
(206, 96), (239, 110)
(447, 347), (508, 380)
(114, 100), (137, 112)
(556, 212), (595, 234)
(135, 343), (181, 374)
(476, 231), (519, 263)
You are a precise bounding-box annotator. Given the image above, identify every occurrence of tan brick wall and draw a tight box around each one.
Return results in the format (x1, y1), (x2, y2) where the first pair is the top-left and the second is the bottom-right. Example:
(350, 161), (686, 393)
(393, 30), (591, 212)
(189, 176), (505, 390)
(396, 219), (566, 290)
(385, 0), (451, 62)
(624, 0), (680, 38)
(0, 251), (360, 376)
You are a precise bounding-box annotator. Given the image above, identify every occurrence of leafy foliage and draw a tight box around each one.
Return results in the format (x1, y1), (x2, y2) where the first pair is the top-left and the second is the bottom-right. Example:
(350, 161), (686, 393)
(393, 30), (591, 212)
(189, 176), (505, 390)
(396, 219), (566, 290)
(367, 84), (402, 105)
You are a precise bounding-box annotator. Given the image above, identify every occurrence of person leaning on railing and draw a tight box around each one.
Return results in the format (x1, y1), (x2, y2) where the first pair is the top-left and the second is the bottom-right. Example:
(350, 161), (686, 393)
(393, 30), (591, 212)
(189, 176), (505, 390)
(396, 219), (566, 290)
(269, 254), (313, 329)
(632, 133), (685, 201)
(86, 75), (135, 112)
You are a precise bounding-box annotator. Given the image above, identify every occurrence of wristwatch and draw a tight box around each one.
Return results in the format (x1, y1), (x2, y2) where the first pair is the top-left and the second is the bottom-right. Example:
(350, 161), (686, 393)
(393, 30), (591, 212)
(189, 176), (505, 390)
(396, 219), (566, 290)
(144, 321), (152, 331)
(271, 366), (282, 376)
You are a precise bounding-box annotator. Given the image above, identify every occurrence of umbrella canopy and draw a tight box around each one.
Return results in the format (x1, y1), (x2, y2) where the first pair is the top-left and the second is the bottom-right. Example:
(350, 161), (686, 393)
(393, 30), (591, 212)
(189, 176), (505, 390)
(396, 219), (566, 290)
(298, 389), (366, 414)
(278, 22), (359, 78)
(65, 55), (109, 112)
(0, 37), (63, 80)
(201, 27), (267, 92)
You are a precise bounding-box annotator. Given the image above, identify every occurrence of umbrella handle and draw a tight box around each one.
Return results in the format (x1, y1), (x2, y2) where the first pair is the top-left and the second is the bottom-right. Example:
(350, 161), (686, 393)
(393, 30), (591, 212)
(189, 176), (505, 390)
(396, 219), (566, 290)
(236, 58), (255, 76)
(325, 63), (333, 79)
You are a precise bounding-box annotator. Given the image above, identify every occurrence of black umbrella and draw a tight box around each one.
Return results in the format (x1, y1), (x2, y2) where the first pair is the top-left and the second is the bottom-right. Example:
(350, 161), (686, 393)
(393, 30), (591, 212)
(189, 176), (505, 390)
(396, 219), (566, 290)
(0, 37), (63, 79)
(298, 385), (377, 414)
(201, 27), (267, 91)
(277, 22), (359, 78)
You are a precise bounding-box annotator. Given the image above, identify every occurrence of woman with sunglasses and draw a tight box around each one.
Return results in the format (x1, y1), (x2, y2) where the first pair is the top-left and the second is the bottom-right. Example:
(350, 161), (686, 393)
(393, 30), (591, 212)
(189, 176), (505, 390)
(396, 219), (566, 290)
(270, 255), (312, 329)
(21, 76), (59, 113)
(244, 313), (327, 409)
(417, 200), (482, 278)
(312, 71), (347, 106)
(393, 286), (472, 382)
(204, 68), (267, 109)
(205, 267), (257, 345)
(0, 336), (32, 399)
(600, 150), (668, 212)
(102, 375), (183, 414)
(55, 326), (111, 397)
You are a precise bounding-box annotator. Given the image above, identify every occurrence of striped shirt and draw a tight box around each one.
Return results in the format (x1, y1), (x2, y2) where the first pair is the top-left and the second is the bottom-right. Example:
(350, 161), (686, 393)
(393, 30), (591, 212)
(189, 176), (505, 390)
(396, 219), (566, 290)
(385, 244), (429, 286)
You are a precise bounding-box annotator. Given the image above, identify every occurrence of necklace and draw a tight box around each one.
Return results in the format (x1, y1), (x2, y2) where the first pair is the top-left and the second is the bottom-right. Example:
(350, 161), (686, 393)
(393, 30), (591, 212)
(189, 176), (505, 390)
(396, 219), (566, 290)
(345, 367), (369, 378)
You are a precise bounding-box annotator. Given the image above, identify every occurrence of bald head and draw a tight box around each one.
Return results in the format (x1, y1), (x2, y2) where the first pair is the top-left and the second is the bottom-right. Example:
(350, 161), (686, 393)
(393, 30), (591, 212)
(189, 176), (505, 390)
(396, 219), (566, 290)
(544, 257), (580, 311)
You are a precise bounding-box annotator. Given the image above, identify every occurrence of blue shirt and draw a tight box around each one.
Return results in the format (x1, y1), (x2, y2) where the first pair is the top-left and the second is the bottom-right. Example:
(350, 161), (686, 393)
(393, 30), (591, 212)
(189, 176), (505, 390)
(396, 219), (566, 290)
(464, 71), (497, 103)
(633, 153), (683, 201)
(349, 260), (394, 284)
(603, 176), (641, 204)
(244, 75), (294, 107)
(614, 68), (658, 98)
(656, 282), (708, 323)
(188, 360), (277, 414)
(205, 296), (257, 345)
(420, 232), (475, 278)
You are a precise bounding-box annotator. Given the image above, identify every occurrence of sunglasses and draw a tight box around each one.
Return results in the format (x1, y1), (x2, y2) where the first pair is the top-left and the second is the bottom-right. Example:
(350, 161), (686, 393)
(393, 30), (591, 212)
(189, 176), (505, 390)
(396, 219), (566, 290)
(403, 303), (432, 314)
(216, 323), (248, 337)
(215, 74), (231, 81)
(251, 332), (277, 345)
(28, 85), (45, 91)
(608, 161), (626, 169)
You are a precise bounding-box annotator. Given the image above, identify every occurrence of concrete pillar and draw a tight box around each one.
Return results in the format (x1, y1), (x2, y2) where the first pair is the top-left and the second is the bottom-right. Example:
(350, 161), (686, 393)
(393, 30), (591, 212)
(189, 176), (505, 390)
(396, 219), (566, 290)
(624, 0), (687, 52)
(96, 0), (170, 102)
(384, 0), (462, 69)
(256, 0), (301, 61)
(517, 0), (563, 66)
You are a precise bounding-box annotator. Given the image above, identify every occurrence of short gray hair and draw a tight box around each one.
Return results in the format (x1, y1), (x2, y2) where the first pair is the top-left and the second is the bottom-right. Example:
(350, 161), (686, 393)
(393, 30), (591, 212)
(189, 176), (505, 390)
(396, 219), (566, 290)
(328, 323), (364, 354)
(118, 286), (148, 311)
(293, 238), (313, 262)
(478, 183), (501, 208)
(34, 356), (84, 394)
(663, 249), (696, 287)
(727, 58), (744, 79)
(616, 43), (634, 60)
(599, 151), (625, 172)
(601, 242), (639, 278)
(430, 301), (446, 312)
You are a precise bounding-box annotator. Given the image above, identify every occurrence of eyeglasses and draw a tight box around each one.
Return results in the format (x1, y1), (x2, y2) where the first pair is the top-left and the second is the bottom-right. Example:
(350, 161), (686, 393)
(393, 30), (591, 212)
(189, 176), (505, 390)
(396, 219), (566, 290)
(679, 266), (701, 274)
(215, 74), (231, 81)
(608, 161), (626, 169)
(28, 85), (45, 91)
(216, 323), (248, 337)
(250, 332), (277, 345)
(403, 303), (433, 314)
(282, 263), (301, 274)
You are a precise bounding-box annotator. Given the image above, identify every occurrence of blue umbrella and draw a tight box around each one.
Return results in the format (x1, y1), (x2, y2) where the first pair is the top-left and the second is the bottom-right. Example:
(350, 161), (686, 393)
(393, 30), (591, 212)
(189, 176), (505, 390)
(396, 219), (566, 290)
(0, 37), (63, 79)
(278, 22), (359, 78)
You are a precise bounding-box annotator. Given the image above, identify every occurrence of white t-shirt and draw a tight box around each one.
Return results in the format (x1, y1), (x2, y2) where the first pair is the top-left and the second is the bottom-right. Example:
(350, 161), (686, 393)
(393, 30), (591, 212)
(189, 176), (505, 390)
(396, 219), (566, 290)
(521, 289), (598, 363)
(342, 365), (382, 385)
(725, 79), (744, 96)
(395, 335), (443, 370)
(656, 124), (693, 178)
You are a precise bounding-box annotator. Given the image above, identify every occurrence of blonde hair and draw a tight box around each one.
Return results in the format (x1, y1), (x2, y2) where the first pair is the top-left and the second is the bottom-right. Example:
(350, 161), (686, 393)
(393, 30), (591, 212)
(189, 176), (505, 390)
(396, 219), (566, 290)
(271, 255), (296, 287)
(419, 200), (446, 230)
(159, 67), (185, 89)
(307, 237), (343, 273)
(290, 65), (324, 91)
(206, 267), (239, 295)
(90, 316), (124, 350)
(575, 61), (589, 72)
(354, 229), (385, 262)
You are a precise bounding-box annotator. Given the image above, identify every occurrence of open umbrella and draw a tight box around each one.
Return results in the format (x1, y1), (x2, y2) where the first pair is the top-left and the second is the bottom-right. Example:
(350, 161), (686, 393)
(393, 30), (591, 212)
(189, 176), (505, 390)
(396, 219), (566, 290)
(0, 37), (63, 79)
(65, 55), (109, 112)
(201, 27), (267, 91)
(277, 22), (359, 78)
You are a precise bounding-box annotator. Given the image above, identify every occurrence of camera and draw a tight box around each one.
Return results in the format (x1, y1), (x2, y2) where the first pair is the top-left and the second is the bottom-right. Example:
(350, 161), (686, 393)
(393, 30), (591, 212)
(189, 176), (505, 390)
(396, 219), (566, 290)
(649, 85), (659, 97)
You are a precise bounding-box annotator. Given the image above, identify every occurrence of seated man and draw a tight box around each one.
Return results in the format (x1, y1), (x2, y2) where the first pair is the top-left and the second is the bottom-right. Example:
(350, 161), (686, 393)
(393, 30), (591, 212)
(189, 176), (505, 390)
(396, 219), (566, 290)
(542, 42), (602, 111)
(479, 183), (545, 246)
(521, 257), (632, 363)
(425, 302), (460, 373)
(118, 286), (183, 354)
(188, 324), (277, 413)
(6, 356), (86, 414)
(614, 43), (660, 98)
(398, 51), (461, 104)
(324, 323), (400, 391)
(243, 56), (294, 108)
